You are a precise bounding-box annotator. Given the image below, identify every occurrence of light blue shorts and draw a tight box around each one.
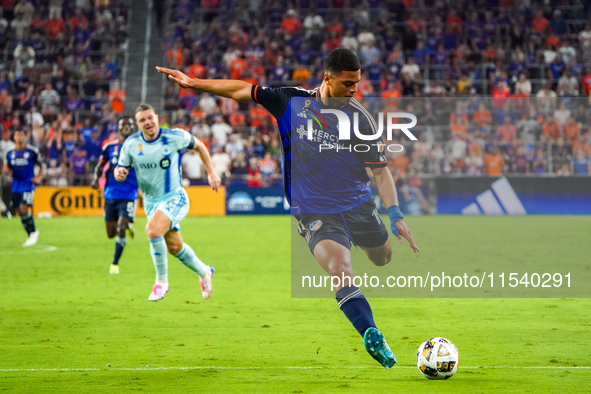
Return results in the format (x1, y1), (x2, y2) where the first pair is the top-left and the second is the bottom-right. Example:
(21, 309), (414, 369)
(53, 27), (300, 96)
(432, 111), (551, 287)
(144, 188), (190, 231)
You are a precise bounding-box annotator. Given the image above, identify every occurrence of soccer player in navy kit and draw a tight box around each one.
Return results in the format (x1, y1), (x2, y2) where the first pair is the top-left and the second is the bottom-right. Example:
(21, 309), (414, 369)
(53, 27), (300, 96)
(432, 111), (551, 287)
(91, 116), (139, 274)
(157, 48), (419, 369)
(3, 128), (44, 247)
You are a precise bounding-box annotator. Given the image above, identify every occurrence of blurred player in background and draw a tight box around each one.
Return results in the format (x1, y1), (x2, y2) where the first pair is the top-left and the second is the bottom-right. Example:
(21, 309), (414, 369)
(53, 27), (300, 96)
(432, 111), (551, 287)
(2, 128), (44, 246)
(91, 116), (139, 274)
(114, 103), (220, 302)
(157, 48), (419, 369)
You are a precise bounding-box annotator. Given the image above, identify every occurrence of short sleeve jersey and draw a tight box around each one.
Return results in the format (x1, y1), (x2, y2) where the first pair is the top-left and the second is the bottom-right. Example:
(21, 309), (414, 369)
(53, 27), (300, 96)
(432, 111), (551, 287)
(118, 128), (195, 203)
(6, 145), (42, 193)
(251, 85), (387, 214)
(99, 140), (139, 201)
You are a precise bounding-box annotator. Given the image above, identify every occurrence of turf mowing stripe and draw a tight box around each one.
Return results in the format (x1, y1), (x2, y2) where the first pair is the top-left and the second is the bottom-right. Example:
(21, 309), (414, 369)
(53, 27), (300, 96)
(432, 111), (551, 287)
(1, 366), (589, 372)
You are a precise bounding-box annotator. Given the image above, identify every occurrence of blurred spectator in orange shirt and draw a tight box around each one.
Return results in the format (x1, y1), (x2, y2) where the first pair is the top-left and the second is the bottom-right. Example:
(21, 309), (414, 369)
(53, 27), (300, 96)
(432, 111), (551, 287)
(167, 41), (185, 67)
(473, 102), (492, 128)
(485, 147), (505, 176)
(390, 152), (409, 176)
(229, 112), (246, 129)
(229, 53), (249, 80)
(292, 62), (311, 84)
(187, 56), (206, 79)
(543, 116), (562, 140)
(108, 80), (126, 114)
(563, 117), (581, 145)
(250, 103), (269, 128)
(281, 9), (301, 36)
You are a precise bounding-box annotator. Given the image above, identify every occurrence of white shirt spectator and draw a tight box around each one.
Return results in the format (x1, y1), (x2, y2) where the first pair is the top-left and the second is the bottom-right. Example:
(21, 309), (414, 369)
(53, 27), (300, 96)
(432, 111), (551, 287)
(401, 62), (421, 81)
(358, 30), (376, 47)
(191, 122), (211, 137)
(181, 150), (203, 180)
(210, 118), (232, 146)
(38, 85), (61, 114)
(450, 138), (467, 161)
(557, 74), (579, 96)
(303, 13), (324, 30)
(225, 133), (245, 160)
(199, 94), (218, 114)
(0, 135), (15, 166)
(559, 45), (576, 64)
(543, 48), (556, 64)
(553, 107), (571, 126)
(341, 32), (359, 52)
(211, 149), (231, 179)
(515, 80), (532, 96)
(578, 26), (591, 52)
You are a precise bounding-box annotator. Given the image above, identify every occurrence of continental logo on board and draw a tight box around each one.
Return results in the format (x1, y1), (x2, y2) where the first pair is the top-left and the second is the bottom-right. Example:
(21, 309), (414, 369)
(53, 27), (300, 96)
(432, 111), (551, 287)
(34, 186), (225, 216)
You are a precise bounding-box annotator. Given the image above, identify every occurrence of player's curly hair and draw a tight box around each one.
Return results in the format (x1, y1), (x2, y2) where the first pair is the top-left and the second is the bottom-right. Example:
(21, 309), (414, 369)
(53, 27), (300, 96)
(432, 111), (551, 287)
(323, 48), (361, 76)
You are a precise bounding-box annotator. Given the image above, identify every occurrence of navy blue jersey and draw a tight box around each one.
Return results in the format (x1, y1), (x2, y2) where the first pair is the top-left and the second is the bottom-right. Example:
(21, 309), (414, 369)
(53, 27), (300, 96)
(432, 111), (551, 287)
(99, 140), (139, 201)
(6, 146), (42, 193)
(251, 85), (387, 214)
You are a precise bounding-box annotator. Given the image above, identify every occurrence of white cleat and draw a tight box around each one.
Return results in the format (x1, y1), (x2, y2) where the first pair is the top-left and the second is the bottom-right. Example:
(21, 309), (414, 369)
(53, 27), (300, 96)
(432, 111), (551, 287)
(22, 230), (39, 247)
(109, 264), (120, 274)
(199, 266), (215, 300)
(148, 283), (169, 302)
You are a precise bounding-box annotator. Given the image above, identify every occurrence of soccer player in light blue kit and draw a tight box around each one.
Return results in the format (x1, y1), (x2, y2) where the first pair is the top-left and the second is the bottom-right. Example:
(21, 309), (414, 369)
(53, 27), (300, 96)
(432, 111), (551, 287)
(114, 104), (221, 301)
(3, 128), (44, 247)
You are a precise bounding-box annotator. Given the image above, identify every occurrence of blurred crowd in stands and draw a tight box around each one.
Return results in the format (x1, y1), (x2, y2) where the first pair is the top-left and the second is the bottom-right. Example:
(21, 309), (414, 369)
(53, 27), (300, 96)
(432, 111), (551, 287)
(158, 0), (591, 183)
(2, 0), (591, 189)
(0, 0), (130, 185)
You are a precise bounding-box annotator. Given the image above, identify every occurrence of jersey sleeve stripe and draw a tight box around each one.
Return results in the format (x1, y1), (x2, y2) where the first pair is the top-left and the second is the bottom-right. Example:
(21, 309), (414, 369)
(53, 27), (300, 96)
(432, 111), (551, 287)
(253, 85), (258, 102)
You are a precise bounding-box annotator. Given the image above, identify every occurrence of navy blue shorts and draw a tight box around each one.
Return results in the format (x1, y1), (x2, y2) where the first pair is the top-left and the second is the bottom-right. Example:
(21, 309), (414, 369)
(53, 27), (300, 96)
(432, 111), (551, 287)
(11, 190), (35, 208)
(296, 198), (389, 255)
(104, 199), (137, 222)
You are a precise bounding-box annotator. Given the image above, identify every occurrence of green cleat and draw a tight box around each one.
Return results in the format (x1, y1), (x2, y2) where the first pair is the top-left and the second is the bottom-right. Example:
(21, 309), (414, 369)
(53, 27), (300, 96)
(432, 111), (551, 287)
(363, 327), (397, 369)
(127, 223), (135, 239)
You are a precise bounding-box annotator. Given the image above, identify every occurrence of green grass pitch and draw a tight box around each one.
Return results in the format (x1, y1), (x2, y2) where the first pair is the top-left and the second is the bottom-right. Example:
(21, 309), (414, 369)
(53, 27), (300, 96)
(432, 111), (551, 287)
(1, 215), (590, 393)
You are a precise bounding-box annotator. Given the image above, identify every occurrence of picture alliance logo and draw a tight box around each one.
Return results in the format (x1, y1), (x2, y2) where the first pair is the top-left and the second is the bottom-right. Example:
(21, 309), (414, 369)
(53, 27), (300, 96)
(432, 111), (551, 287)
(303, 110), (418, 153)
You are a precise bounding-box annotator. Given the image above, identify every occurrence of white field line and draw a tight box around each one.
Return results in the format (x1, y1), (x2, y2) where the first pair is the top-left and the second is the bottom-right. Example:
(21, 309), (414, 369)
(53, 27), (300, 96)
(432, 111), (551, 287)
(1, 365), (589, 373)
(0, 245), (57, 255)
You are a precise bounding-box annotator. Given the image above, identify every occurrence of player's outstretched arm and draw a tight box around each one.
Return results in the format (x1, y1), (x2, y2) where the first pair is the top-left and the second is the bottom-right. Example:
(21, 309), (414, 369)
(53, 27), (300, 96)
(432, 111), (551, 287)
(91, 161), (107, 189)
(114, 166), (128, 182)
(371, 166), (420, 253)
(193, 136), (221, 192)
(155, 67), (254, 102)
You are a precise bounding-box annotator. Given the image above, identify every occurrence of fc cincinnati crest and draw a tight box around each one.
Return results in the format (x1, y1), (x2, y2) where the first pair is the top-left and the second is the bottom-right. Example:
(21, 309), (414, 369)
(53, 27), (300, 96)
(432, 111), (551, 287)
(24, 152), (30, 159)
(310, 220), (322, 231)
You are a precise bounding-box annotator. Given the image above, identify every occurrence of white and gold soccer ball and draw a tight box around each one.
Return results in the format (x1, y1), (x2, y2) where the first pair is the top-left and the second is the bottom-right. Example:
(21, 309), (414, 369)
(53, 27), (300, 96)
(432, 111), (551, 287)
(416, 337), (459, 380)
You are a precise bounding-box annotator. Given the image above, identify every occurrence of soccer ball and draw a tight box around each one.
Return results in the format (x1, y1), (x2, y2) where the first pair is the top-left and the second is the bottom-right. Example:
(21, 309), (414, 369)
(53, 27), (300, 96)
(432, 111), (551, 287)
(416, 337), (459, 380)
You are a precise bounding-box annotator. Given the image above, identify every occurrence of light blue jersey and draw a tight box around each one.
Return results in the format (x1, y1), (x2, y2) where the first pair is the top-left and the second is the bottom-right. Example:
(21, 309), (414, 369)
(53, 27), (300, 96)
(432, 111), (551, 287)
(118, 128), (195, 203)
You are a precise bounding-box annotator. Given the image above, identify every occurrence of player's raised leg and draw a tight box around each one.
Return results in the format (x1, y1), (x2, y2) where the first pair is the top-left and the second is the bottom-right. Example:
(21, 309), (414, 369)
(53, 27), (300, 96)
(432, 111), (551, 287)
(165, 230), (214, 299)
(145, 209), (171, 301)
(313, 239), (396, 369)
